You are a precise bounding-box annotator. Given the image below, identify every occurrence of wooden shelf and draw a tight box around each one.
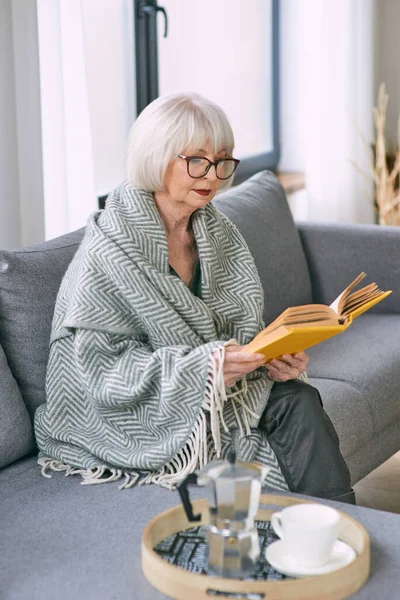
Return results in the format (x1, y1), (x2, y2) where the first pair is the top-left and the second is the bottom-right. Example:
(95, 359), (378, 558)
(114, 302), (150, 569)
(275, 171), (305, 195)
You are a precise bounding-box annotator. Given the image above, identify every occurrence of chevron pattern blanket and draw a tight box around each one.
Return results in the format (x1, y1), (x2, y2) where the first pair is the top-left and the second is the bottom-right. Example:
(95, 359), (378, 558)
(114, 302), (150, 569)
(34, 183), (288, 491)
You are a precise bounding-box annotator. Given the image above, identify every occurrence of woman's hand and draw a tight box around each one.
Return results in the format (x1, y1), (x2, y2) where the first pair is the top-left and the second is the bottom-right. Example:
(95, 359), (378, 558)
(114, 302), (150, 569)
(219, 345), (266, 388)
(265, 351), (309, 382)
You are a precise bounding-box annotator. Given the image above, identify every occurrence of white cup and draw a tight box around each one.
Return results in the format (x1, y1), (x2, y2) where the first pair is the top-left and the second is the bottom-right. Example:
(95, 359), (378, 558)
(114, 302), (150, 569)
(270, 503), (340, 568)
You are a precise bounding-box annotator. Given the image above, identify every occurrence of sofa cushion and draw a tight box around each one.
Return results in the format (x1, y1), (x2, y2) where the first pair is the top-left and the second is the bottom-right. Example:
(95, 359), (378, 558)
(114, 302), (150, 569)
(2, 456), (400, 600)
(213, 170), (313, 325)
(0, 229), (85, 418)
(0, 456), (205, 600)
(0, 343), (35, 468)
(307, 314), (400, 436)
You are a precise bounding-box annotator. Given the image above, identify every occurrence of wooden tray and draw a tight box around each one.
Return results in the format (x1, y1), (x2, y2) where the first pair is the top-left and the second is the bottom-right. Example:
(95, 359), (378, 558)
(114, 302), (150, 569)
(142, 494), (370, 599)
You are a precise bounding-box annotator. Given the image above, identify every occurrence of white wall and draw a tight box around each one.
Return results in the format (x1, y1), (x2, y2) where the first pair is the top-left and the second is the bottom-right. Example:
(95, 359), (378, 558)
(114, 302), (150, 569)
(0, 0), (21, 249)
(279, 0), (376, 225)
(278, 0), (309, 220)
(0, 0), (44, 250)
(375, 0), (400, 149)
(280, 0), (400, 224)
(12, 0), (45, 247)
(279, 0), (307, 173)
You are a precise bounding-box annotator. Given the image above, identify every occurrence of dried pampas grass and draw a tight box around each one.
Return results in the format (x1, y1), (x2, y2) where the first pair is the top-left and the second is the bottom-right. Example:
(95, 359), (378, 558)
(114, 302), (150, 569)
(353, 83), (400, 226)
(373, 83), (400, 225)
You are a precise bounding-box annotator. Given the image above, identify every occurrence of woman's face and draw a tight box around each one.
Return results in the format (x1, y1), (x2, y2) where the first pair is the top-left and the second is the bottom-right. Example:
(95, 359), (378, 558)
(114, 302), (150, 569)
(160, 141), (227, 213)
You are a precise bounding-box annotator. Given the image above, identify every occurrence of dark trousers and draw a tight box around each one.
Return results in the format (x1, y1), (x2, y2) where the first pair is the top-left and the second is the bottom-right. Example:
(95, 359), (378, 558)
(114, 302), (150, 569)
(259, 379), (355, 504)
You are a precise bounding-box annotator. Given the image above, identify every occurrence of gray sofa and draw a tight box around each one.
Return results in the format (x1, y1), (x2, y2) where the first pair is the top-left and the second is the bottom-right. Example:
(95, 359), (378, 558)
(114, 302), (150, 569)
(1, 170), (399, 599)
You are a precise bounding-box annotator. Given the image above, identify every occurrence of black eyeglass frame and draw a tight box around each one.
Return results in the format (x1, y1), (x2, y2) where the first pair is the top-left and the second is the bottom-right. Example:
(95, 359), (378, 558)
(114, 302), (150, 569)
(178, 154), (241, 180)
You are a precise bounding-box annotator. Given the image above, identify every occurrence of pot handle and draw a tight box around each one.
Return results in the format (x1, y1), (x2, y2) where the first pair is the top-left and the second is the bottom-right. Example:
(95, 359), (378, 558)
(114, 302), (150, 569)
(177, 472), (202, 522)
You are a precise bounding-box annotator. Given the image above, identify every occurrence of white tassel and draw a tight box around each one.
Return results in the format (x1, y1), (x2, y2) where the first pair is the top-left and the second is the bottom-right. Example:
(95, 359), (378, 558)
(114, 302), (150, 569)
(121, 472), (140, 489)
(38, 457), (139, 489)
(38, 457), (76, 478)
(144, 341), (260, 488)
(231, 397), (244, 437)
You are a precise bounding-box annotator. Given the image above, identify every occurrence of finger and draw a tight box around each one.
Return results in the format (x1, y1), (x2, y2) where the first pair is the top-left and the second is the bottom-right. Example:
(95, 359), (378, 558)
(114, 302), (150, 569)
(225, 351), (266, 364)
(267, 364), (305, 381)
(269, 357), (304, 374)
(213, 345), (242, 359)
(276, 367), (299, 380)
(215, 346), (265, 369)
(280, 354), (303, 368)
(267, 369), (291, 382)
(292, 352), (309, 367)
(293, 351), (309, 360)
(225, 368), (256, 387)
(225, 355), (265, 370)
(267, 358), (294, 371)
(287, 356), (308, 374)
(225, 360), (267, 384)
(268, 362), (302, 381)
(225, 362), (265, 382)
(223, 344), (242, 352)
(266, 360), (299, 379)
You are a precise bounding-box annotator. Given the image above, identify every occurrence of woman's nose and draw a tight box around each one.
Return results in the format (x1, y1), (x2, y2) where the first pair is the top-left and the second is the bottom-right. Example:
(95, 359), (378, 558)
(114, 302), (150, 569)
(204, 163), (218, 181)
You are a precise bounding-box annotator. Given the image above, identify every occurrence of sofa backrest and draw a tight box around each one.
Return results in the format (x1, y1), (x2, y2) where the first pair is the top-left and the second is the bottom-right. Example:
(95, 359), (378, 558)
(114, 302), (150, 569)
(213, 170), (312, 324)
(0, 342), (36, 468)
(0, 229), (85, 422)
(0, 170), (312, 468)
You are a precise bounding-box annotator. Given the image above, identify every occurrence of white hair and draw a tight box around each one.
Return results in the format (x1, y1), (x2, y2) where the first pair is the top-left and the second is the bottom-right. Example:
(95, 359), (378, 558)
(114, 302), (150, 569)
(126, 92), (236, 192)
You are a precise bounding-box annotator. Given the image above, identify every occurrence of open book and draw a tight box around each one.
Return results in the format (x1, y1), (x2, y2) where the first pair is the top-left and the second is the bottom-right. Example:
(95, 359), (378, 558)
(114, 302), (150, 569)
(243, 273), (392, 361)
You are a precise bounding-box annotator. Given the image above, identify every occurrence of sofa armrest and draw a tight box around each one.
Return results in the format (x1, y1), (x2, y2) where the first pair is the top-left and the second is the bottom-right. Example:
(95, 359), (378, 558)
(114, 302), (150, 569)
(296, 222), (400, 314)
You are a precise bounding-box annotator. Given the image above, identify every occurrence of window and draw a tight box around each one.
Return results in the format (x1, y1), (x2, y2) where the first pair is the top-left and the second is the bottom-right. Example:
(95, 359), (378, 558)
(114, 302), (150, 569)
(134, 0), (280, 184)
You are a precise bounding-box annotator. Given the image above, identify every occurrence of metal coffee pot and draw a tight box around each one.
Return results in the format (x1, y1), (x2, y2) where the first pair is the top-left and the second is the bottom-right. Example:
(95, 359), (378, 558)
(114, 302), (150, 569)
(177, 451), (269, 579)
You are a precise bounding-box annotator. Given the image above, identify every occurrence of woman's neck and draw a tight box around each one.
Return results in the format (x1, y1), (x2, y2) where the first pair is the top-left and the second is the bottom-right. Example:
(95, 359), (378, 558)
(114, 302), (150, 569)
(154, 195), (194, 239)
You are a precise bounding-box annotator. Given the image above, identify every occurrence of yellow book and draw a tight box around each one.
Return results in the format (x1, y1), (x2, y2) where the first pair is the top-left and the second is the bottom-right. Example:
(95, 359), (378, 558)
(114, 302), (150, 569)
(243, 273), (392, 361)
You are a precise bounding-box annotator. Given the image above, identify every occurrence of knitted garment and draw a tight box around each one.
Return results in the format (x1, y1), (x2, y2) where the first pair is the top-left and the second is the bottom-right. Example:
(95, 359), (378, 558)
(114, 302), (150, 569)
(34, 183), (288, 491)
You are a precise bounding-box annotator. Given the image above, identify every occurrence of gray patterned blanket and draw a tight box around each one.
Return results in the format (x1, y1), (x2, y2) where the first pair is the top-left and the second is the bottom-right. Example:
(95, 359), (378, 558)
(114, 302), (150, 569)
(34, 183), (287, 490)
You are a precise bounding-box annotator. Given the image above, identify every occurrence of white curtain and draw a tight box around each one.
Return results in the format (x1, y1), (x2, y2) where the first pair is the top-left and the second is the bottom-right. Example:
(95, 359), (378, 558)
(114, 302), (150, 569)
(1, 0), (133, 249)
(280, 0), (376, 224)
(1, 0), (45, 249)
(36, 0), (98, 240)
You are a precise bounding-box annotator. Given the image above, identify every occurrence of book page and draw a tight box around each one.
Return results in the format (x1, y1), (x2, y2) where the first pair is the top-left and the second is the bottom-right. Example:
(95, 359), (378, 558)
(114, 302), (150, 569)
(264, 305), (340, 334)
(329, 272), (366, 315)
(340, 284), (382, 316)
(347, 290), (392, 319)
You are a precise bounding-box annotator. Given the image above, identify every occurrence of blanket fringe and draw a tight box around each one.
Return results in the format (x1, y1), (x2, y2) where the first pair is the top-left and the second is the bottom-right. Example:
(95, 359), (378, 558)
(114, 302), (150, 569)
(37, 342), (256, 491)
(38, 457), (140, 490)
(138, 342), (258, 489)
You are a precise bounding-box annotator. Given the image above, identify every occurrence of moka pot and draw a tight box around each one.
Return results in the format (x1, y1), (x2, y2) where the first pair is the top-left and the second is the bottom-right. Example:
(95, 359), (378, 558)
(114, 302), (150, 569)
(177, 451), (269, 579)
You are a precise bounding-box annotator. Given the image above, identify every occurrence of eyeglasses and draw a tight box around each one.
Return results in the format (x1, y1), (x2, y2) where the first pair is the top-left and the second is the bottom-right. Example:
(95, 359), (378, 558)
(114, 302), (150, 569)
(178, 155), (240, 180)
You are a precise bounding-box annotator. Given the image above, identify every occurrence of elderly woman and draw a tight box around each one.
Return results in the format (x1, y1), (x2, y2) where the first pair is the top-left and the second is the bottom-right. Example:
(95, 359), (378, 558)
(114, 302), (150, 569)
(34, 92), (354, 503)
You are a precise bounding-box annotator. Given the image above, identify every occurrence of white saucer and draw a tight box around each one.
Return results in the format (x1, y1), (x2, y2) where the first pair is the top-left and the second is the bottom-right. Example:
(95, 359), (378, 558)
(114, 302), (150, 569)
(266, 539), (357, 578)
